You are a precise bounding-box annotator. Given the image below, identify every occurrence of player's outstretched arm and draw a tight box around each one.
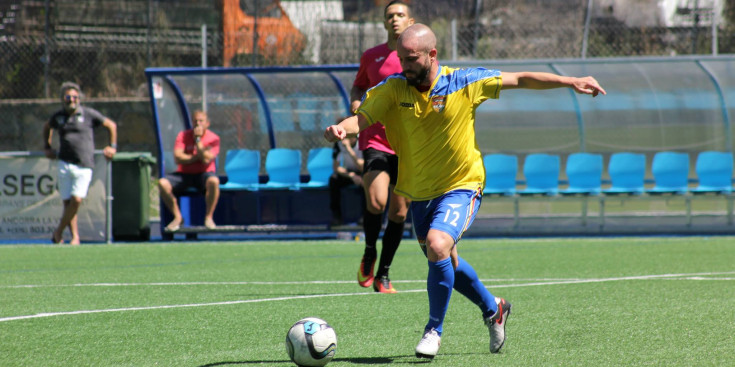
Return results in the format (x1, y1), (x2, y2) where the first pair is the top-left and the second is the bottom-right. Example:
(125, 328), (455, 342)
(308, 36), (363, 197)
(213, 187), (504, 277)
(501, 71), (606, 97)
(324, 114), (367, 143)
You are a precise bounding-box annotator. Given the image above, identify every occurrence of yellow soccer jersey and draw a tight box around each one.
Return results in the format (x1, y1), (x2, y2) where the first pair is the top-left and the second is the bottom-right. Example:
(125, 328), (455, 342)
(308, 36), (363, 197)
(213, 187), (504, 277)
(357, 65), (502, 201)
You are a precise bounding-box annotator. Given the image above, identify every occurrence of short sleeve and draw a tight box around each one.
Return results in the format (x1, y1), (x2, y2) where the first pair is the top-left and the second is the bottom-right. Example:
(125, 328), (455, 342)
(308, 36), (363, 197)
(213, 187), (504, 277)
(356, 81), (395, 127)
(86, 107), (108, 127)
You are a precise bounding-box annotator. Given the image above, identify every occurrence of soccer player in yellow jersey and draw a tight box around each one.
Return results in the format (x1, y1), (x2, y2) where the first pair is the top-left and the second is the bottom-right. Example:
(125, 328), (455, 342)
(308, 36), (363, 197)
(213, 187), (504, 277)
(324, 24), (606, 359)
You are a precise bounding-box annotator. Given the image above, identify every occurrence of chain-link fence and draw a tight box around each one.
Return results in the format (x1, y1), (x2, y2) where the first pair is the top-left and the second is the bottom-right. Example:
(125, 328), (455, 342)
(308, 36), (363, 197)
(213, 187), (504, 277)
(2, 0), (733, 100)
(2, 0), (734, 161)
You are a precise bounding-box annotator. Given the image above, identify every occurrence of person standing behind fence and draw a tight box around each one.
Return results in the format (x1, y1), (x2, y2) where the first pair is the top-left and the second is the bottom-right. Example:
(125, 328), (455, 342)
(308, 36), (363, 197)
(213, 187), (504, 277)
(329, 136), (364, 226)
(158, 110), (221, 232)
(42, 82), (117, 245)
(325, 23), (606, 359)
(350, 0), (414, 294)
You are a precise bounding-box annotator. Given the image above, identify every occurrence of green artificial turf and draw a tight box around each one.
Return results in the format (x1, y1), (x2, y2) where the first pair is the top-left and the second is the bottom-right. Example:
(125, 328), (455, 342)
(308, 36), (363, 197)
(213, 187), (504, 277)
(1, 237), (734, 366)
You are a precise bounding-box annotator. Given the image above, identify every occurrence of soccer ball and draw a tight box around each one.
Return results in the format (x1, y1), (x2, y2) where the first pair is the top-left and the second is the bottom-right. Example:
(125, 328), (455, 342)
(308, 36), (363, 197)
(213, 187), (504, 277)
(285, 317), (337, 366)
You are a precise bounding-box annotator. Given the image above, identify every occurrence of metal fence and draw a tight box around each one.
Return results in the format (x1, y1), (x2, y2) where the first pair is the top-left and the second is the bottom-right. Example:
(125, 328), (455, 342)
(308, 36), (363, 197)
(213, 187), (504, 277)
(1, 0), (733, 99)
(1, 0), (734, 158)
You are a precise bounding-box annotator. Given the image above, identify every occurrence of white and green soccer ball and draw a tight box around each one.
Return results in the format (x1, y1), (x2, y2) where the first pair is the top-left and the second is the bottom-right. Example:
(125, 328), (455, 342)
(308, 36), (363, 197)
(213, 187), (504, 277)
(285, 317), (337, 367)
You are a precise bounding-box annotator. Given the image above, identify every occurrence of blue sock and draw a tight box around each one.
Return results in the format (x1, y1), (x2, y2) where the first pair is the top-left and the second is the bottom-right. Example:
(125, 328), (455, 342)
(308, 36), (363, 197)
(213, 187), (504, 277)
(425, 257), (454, 335)
(454, 256), (498, 319)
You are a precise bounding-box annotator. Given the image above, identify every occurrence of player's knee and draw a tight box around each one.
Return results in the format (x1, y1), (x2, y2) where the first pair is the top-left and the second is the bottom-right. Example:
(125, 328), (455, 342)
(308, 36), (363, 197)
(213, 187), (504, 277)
(424, 232), (453, 261)
(387, 211), (406, 223)
(366, 200), (386, 214)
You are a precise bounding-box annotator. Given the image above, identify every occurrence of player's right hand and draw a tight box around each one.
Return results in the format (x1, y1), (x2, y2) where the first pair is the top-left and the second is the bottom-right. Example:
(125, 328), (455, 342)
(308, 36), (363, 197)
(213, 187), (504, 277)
(324, 125), (346, 143)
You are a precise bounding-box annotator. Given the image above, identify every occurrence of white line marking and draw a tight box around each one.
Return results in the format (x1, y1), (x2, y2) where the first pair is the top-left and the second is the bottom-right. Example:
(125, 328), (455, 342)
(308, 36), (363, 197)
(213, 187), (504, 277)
(1, 278), (587, 289)
(1, 271), (733, 323)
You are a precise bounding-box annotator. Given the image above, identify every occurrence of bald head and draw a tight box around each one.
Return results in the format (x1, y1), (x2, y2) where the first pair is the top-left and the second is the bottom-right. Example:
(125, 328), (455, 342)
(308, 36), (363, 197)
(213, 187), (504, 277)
(397, 24), (436, 54)
(396, 24), (439, 87)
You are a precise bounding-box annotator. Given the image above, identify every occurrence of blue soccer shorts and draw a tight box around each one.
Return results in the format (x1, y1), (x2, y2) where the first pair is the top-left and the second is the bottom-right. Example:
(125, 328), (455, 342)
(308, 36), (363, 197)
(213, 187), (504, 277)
(410, 188), (482, 244)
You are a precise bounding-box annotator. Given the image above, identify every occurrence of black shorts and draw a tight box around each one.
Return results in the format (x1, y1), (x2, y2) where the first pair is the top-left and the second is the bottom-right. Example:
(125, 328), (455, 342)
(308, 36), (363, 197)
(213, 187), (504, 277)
(166, 172), (217, 194)
(362, 148), (398, 185)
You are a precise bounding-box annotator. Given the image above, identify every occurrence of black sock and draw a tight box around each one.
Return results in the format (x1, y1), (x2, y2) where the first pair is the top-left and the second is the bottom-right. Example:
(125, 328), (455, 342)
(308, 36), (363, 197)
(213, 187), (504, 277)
(362, 210), (381, 259)
(376, 219), (405, 278)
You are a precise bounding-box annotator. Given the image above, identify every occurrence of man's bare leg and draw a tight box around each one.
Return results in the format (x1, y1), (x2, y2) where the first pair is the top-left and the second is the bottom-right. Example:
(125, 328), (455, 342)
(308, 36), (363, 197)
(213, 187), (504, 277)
(158, 178), (182, 231)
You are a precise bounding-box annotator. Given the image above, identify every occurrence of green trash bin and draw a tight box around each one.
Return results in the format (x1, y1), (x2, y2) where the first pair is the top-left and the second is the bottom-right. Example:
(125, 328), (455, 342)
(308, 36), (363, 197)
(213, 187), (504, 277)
(112, 152), (156, 241)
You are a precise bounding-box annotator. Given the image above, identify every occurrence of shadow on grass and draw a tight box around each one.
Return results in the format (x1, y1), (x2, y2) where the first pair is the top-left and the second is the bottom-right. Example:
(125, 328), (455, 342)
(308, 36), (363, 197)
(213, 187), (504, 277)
(199, 355), (433, 366)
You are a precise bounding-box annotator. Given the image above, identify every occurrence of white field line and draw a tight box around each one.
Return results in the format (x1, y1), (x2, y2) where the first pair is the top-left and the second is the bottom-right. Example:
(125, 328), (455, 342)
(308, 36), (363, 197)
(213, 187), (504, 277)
(1, 271), (733, 323)
(2, 278), (585, 289)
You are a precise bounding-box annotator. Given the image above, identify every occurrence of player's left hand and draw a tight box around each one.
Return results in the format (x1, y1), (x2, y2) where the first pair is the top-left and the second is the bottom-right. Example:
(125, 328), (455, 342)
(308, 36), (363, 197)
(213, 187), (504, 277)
(103, 146), (117, 160)
(573, 76), (606, 97)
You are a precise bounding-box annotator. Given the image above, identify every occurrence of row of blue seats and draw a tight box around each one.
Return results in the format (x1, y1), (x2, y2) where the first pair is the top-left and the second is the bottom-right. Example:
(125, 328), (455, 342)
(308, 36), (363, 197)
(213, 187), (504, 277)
(219, 147), (333, 190)
(218, 148), (734, 196)
(485, 151), (734, 196)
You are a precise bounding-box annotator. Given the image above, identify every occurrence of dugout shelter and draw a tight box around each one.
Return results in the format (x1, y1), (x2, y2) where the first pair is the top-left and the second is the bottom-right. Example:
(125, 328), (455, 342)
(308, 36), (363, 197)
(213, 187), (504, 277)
(145, 55), (735, 238)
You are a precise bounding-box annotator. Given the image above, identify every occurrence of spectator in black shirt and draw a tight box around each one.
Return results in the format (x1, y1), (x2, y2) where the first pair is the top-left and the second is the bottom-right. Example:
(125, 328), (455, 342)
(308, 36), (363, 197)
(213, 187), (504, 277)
(42, 82), (117, 245)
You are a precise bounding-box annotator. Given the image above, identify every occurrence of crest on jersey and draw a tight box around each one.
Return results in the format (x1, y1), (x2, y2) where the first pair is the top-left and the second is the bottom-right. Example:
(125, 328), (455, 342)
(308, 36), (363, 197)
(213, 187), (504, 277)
(431, 95), (445, 112)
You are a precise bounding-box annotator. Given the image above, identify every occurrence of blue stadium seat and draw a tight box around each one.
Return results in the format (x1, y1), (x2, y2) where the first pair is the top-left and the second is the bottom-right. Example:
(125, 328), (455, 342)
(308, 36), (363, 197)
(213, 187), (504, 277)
(691, 151), (733, 194)
(603, 152), (646, 195)
(261, 148), (302, 189)
(518, 153), (560, 196)
(647, 151), (690, 194)
(302, 147), (333, 188)
(220, 149), (260, 191)
(483, 154), (517, 196)
(561, 152), (603, 195)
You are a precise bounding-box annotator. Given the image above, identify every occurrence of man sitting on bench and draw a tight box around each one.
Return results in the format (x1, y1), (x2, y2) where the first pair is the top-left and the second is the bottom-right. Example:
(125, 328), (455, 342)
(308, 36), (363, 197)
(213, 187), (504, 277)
(158, 110), (221, 231)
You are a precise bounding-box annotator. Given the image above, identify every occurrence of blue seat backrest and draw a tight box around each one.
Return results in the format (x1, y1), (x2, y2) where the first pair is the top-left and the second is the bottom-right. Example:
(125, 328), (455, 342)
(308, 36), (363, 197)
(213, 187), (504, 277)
(483, 154), (517, 194)
(695, 151), (733, 190)
(566, 152), (603, 190)
(224, 149), (260, 185)
(606, 152), (646, 193)
(306, 147), (334, 186)
(264, 148), (302, 186)
(650, 151), (690, 191)
(522, 153), (560, 193)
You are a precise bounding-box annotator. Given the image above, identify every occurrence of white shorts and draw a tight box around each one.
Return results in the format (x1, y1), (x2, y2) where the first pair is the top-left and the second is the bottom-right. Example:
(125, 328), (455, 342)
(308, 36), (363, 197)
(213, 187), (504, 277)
(58, 160), (93, 200)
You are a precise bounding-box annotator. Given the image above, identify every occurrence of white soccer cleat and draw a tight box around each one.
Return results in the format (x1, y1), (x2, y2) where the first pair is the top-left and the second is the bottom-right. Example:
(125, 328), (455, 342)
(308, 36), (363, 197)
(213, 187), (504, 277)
(484, 297), (512, 353)
(415, 328), (441, 359)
